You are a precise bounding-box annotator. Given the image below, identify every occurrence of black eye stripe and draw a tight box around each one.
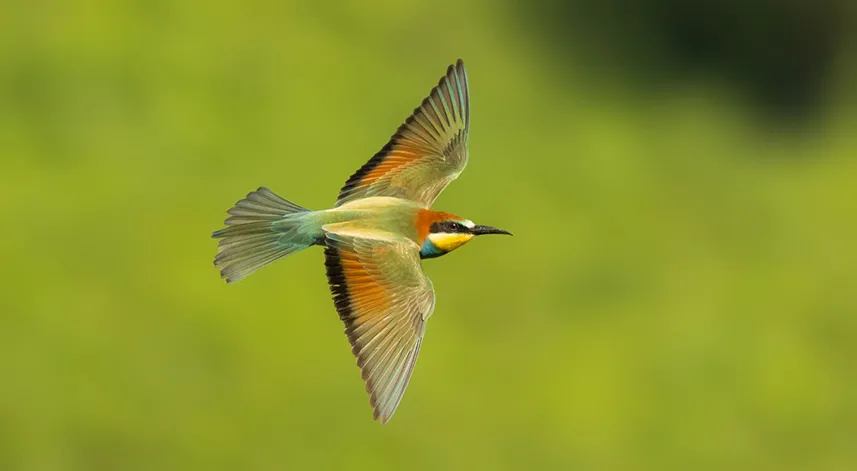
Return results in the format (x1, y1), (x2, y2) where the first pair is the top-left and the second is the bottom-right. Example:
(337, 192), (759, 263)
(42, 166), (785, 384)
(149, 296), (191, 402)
(430, 221), (467, 233)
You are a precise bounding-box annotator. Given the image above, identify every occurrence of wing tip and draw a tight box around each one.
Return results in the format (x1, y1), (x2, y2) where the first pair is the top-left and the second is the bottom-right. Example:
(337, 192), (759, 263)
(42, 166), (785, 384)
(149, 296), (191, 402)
(444, 59), (467, 86)
(376, 414), (391, 425)
(371, 397), (394, 425)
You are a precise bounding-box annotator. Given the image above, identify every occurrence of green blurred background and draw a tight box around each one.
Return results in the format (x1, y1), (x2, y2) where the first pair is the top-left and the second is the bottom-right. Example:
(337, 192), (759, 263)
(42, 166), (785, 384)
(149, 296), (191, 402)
(2, 1), (856, 469)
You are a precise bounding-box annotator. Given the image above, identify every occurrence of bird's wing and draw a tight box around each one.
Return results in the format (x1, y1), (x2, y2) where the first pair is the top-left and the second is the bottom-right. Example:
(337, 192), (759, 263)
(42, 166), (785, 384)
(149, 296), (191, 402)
(335, 60), (470, 208)
(322, 223), (436, 423)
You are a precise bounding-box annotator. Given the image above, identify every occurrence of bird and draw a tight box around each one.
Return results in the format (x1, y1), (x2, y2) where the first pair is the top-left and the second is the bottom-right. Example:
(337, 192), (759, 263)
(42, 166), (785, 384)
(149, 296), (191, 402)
(212, 59), (511, 423)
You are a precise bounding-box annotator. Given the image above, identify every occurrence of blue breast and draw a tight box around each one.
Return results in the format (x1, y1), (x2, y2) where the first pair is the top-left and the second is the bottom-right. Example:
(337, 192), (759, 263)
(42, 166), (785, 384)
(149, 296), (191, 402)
(419, 239), (446, 259)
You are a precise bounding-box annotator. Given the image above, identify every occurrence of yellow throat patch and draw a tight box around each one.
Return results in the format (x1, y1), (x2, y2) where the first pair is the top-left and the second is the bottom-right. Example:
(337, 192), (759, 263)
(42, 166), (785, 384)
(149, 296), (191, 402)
(427, 232), (474, 252)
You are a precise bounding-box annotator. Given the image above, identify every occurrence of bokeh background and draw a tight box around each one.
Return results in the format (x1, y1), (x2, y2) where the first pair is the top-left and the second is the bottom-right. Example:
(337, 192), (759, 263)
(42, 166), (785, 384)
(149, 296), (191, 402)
(2, 1), (856, 469)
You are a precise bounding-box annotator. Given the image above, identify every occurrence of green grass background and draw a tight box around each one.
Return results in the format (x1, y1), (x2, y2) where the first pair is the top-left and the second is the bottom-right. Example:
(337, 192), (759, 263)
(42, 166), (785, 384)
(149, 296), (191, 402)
(2, 1), (856, 469)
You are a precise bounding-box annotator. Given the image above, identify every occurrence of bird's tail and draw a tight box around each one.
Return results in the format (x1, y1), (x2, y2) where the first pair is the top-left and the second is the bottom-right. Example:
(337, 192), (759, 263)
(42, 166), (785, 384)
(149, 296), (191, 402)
(212, 187), (317, 283)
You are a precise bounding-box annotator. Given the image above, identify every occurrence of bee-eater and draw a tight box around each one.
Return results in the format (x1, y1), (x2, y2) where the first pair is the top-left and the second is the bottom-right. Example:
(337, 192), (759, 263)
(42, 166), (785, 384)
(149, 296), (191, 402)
(212, 60), (510, 423)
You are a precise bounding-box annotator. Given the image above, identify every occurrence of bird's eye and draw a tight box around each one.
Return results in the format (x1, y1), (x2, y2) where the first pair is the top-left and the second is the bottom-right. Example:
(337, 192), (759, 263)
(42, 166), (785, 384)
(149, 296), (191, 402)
(431, 221), (468, 233)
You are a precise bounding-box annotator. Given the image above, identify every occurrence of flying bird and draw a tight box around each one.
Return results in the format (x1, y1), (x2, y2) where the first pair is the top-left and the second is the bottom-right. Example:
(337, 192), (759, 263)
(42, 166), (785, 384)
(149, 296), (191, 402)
(212, 60), (511, 423)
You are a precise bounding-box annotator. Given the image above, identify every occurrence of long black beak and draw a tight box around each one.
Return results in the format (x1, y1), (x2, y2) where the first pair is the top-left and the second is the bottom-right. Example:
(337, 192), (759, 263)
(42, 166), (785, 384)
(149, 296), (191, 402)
(471, 225), (513, 236)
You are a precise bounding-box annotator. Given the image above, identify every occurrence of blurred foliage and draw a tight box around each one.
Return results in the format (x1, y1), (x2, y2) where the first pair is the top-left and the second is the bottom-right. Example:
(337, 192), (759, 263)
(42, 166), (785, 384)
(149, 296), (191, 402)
(1, 1), (856, 470)
(520, 0), (856, 122)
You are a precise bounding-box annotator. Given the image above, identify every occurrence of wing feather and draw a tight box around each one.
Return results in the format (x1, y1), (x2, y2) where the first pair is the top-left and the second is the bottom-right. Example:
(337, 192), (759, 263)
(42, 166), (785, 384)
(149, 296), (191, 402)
(335, 60), (470, 208)
(323, 225), (435, 423)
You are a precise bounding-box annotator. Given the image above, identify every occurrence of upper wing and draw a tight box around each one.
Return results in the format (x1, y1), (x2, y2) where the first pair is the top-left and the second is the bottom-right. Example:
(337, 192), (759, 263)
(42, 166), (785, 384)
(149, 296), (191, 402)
(322, 224), (436, 423)
(335, 59), (470, 208)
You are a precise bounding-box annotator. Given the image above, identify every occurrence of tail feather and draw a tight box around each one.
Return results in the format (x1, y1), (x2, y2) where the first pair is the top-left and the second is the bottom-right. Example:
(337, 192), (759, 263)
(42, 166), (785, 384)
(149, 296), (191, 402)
(212, 187), (313, 283)
(236, 187), (306, 213)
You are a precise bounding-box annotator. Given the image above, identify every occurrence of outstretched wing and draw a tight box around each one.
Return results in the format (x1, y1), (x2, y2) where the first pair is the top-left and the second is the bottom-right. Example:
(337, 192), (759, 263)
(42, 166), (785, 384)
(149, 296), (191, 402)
(335, 59), (470, 208)
(323, 224), (436, 423)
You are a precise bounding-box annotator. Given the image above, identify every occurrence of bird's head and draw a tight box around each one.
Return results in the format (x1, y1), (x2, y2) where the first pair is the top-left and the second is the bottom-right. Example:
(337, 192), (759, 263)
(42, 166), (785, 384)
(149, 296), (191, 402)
(419, 216), (512, 259)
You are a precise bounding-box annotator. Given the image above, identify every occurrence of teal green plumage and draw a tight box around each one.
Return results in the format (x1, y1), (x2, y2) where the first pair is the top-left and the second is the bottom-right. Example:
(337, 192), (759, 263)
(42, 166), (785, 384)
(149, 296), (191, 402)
(211, 188), (315, 283)
(213, 195), (430, 284)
